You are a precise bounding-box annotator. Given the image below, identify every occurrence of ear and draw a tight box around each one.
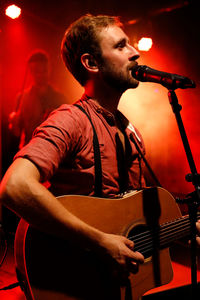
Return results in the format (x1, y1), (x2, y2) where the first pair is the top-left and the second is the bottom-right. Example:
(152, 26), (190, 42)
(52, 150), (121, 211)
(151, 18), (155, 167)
(81, 53), (99, 73)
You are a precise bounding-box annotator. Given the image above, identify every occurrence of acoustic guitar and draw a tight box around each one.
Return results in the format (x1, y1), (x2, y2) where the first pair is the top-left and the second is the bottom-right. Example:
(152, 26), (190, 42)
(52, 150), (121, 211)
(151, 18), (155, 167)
(14, 187), (198, 300)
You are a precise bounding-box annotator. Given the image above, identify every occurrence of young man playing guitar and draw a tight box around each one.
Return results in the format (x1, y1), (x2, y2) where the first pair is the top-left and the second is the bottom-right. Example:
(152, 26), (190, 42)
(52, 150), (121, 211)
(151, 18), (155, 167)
(0, 14), (199, 300)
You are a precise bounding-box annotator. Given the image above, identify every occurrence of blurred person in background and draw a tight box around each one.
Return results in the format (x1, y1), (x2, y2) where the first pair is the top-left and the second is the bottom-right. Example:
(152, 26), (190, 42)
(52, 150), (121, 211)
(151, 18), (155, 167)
(8, 50), (67, 149)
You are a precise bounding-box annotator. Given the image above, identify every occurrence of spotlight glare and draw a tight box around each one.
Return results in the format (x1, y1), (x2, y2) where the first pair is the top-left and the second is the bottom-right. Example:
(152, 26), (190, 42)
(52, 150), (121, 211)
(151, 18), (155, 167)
(138, 37), (153, 51)
(5, 4), (21, 19)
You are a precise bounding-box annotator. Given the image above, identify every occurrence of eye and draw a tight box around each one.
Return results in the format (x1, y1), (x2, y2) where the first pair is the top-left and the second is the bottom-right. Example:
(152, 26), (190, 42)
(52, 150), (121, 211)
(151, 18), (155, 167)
(118, 42), (125, 49)
(115, 39), (126, 50)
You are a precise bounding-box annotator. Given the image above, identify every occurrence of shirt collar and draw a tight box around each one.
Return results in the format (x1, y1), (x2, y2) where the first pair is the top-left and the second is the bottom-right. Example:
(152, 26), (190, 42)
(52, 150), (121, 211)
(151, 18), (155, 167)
(81, 94), (116, 126)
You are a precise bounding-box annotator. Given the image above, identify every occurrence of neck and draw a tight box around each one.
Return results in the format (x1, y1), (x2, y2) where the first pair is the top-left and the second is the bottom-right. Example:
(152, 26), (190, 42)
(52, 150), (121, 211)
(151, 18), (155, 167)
(84, 80), (122, 114)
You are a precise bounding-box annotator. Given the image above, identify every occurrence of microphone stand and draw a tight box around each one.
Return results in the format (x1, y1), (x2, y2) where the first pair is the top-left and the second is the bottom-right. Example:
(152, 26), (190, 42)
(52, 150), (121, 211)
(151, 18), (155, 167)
(168, 89), (200, 297)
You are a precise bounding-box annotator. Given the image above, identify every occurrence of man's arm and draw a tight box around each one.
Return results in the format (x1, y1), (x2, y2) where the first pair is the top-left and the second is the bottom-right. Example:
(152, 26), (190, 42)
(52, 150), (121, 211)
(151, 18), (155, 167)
(0, 158), (144, 273)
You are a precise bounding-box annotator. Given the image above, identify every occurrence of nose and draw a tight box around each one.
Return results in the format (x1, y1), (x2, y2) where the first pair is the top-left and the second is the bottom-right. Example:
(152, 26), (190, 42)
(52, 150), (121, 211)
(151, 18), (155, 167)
(128, 45), (140, 61)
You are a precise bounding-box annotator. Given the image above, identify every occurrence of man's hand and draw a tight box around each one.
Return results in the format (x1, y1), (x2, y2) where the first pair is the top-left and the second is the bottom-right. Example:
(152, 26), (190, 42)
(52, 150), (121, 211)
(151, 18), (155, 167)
(98, 233), (144, 282)
(196, 220), (200, 246)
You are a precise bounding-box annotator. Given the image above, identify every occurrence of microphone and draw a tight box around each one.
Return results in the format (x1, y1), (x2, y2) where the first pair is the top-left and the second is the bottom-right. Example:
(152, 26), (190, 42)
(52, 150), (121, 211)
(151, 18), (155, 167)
(132, 65), (196, 90)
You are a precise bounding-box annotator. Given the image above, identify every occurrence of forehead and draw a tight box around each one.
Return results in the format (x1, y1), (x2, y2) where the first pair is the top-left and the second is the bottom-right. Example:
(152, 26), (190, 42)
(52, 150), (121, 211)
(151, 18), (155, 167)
(98, 25), (128, 50)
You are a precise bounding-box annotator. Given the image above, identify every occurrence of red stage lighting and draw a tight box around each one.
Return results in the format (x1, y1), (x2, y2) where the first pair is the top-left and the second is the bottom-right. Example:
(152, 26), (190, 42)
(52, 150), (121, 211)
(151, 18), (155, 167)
(5, 4), (21, 19)
(138, 37), (153, 51)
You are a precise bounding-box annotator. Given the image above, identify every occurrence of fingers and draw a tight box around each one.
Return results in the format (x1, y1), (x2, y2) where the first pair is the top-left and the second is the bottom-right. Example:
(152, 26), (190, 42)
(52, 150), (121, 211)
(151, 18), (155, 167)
(124, 238), (144, 264)
(131, 250), (144, 264)
(196, 220), (200, 231)
(100, 233), (144, 279)
(188, 220), (200, 247)
(196, 237), (200, 247)
(124, 250), (144, 276)
(196, 220), (200, 247)
(117, 237), (144, 279)
(117, 245), (143, 284)
(124, 238), (134, 249)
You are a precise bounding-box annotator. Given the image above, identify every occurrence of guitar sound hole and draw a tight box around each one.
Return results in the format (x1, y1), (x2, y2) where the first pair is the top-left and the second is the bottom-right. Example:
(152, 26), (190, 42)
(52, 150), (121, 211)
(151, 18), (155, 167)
(127, 224), (154, 259)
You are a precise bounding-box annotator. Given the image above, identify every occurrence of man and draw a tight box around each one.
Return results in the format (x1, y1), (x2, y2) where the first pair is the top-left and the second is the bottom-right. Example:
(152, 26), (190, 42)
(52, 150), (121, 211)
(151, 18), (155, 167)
(1, 14), (200, 299)
(8, 50), (66, 149)
(1, 13), (145, 271)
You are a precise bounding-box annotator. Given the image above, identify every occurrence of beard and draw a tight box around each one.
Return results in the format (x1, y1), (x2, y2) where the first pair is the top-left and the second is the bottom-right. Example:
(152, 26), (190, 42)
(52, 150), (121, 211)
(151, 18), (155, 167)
(98, 58), (139, 93)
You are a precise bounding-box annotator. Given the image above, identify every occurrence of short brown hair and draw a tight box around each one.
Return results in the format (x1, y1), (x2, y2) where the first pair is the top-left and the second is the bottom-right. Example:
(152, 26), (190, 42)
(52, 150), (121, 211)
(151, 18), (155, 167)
(61, 14), (122, 86)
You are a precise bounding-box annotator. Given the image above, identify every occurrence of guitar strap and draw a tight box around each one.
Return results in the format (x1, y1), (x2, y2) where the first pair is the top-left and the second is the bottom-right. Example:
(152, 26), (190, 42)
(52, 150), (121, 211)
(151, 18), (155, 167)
(129, 133), (162, 187)
(74, 104), (103, 197)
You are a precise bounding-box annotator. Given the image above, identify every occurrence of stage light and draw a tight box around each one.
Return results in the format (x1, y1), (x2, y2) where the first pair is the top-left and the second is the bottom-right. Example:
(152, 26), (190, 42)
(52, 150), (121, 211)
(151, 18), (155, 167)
(5, 4), (21, 19)
(138, 37), (153, 51)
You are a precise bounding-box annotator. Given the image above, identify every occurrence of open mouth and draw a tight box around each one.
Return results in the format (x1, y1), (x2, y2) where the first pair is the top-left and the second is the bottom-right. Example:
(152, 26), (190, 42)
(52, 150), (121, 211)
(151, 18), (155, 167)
(129, 62), (138, 72)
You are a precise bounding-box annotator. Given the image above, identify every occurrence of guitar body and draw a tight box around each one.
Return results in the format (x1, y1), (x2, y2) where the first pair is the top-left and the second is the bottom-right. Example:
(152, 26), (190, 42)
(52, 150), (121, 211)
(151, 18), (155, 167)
(14, 187), (182, 300)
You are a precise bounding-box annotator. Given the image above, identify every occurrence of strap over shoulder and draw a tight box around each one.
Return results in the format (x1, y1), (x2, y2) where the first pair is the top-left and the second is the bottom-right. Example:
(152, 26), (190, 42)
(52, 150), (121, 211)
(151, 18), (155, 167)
(74, 104), (102, 197)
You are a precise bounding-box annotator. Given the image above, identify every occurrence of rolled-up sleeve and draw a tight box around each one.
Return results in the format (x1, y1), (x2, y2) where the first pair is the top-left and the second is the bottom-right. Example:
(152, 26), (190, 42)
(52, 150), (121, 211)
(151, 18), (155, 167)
(14, 105), (81, 182)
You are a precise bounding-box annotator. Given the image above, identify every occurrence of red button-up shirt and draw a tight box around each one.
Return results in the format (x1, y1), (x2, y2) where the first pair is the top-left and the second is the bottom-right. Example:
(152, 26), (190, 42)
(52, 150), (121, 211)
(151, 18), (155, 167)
(15, 95), (146, 198)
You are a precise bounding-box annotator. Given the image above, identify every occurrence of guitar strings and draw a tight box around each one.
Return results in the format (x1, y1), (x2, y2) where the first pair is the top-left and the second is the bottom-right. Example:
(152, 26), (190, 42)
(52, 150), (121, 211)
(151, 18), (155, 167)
(128, 214), (200, 255)
(133, 229), (191, 255)
(132, 216), (198, 254)
(132, 217), (191, 250)
(133, 225), (189, 250)
(133, 212), (200, 245)
(130, 227), (189, 254)
(132, 215), (189, 243)
(131, 228), (189, 254)
(129, 215), (189, 245)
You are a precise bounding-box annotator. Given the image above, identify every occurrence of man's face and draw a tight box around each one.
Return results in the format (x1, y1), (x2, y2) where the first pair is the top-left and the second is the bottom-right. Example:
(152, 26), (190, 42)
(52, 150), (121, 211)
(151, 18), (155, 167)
(97, 25), (140, 93)
(29, 61), (49, 86)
